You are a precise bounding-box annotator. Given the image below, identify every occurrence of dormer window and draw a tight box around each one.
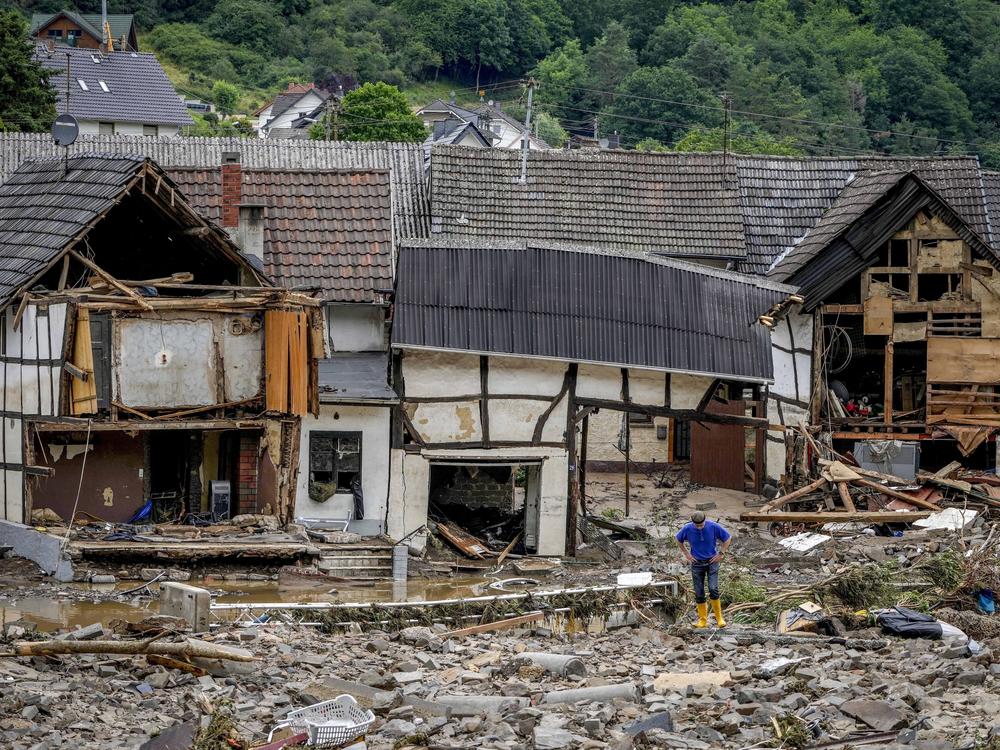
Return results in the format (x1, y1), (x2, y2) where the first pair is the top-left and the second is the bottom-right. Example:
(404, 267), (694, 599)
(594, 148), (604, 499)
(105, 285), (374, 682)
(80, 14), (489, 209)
(99, 81), (110, 92)
(77, 79), (88, 91)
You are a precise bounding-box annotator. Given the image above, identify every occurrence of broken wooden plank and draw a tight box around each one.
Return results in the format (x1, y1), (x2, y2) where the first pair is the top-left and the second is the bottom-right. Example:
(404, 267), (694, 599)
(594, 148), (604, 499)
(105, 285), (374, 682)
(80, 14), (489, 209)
(933, 461), (963, 479)
(435, 522), (493, 559)
(445, 612), (544, 637)
(759, 477), (827, 513)
(836, 482), (857, 513)
(68, 249), (154, 311)
(853, 478), (942, 511)
(146, 654), (208, 676)
(740, 511), (931, 524)
(496, 532), (522, 565)
(11, 638), (255, 661)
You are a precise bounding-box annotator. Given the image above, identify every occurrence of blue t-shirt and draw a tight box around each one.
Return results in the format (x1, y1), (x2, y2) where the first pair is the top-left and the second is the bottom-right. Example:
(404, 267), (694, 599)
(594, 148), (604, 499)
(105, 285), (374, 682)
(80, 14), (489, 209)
(675, 520), (731, 561)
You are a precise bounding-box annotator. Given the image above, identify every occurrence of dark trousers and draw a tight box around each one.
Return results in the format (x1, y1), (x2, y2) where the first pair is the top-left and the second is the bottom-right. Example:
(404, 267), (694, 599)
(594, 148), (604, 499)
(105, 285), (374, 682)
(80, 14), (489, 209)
(691, 559), (721, 604)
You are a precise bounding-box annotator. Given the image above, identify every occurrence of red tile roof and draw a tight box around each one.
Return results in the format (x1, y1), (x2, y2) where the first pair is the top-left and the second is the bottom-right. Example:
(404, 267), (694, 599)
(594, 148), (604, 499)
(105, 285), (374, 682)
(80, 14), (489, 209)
(169, 167), (393, 303)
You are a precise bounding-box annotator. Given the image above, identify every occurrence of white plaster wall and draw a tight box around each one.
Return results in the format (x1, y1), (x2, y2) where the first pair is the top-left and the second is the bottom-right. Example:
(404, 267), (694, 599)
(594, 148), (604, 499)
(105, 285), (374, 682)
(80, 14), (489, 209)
(576, 364), (622, 400)
(386, 448), (430, 549)
(0, 302), (67, 522)
(487, 398), (550, 442)
(328, 305), (385, 352)
(765, 310), (813, 483)
(402, 350), (481, 397)
(489, 357), (565, 396)
(540, 395), (568, 443)
(536, 451), (568, 555)
(408, 400), (482, 442)
(294, 404), (390, 532)
(117, 313), (262, 408)
(78, 120), (180, 137)
(265, 91), (325, 132)
(629, 369), (668, 406)
(670, 373), (715, 409)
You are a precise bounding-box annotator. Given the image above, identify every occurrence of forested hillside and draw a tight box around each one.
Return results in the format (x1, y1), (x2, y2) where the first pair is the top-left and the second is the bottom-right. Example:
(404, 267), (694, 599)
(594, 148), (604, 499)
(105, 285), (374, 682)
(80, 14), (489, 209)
(6, 0), (1000, 164)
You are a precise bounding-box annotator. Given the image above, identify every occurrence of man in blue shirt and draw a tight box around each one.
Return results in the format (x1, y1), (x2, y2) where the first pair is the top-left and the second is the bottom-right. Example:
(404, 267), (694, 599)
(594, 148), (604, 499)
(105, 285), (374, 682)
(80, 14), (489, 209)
(675, 511), (733, 628)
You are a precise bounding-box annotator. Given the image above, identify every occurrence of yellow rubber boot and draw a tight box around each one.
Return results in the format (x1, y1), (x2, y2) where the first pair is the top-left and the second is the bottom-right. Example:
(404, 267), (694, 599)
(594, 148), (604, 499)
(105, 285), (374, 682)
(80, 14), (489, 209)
(711, 599), (727, 628)
(695, 602), (708, 628)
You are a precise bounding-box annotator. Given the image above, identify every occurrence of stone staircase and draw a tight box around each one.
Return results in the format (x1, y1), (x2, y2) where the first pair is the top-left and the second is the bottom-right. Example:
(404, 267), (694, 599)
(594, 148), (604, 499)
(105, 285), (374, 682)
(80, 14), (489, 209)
(315, 544), (394, 579)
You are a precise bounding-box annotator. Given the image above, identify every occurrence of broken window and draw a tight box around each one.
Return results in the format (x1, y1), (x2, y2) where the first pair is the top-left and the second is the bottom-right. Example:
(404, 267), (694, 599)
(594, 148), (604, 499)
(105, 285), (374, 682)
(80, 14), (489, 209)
(308, 431), (361, 502)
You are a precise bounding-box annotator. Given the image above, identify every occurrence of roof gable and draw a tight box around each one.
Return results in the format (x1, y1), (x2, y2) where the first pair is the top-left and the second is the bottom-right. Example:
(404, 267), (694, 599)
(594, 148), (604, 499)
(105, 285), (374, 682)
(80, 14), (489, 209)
(392, 240), (794, 381)
(768, 170), (1000, 306)
(0, 154), (263, 309)
(267, 88), (328, 125)
(30, 11), (102, 40)
(34, 46), (193, 127)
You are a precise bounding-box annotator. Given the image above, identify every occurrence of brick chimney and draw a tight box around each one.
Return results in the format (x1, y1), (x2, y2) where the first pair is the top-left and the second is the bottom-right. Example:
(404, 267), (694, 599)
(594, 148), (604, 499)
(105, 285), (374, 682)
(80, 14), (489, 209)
(221, 151), (241, 229)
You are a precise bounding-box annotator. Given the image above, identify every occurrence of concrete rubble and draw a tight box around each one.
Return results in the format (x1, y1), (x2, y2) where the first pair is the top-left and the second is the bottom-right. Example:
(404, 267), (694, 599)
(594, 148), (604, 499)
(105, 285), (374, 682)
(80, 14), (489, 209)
(1, 609), (999, 749)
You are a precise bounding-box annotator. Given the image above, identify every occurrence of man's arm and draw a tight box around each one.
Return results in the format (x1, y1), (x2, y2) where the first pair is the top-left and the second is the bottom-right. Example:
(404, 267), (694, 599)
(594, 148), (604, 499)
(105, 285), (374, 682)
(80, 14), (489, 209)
(676, 538), (694, 563)
(710, 529), (733, 563)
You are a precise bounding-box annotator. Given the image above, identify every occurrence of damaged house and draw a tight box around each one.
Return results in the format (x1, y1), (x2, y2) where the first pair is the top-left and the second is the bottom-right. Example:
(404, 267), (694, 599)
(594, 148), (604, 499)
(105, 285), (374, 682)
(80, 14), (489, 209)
(427, 145), (1000, 487)
(388, 240), (797, 555)
(0, 154), (322, 531)
(168, 154), (398, 536)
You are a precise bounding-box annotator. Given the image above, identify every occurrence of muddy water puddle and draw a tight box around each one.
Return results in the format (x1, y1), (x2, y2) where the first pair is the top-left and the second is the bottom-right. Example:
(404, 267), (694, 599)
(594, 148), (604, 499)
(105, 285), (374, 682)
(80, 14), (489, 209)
(0, 576), (498, 632)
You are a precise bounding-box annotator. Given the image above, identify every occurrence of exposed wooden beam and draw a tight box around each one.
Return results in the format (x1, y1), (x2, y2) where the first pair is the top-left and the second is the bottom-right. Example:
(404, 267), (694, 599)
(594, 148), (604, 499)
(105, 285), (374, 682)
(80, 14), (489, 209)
(574, 397), (768, 429)
(741, 511), (931, 523)
(67, 250), (154, 311)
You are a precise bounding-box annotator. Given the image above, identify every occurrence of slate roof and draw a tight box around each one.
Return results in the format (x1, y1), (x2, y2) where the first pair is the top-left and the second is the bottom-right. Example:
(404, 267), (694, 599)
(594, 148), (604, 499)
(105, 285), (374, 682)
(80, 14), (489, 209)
(169, 167), (394, 302)
(984, 171), (1000, 248)
(0, 154), (145, 306)
(30, 12), (135, 42)
(35, 46), (193, 127)
(735, 155), (992, 273)
(768, 170), (913, 280)
(267, 86), (328, 126)
(0, 153), (266, 309)
(430, 146), (746, 259)
(319, 352), (396, 403)
(392, 240), (795, 381)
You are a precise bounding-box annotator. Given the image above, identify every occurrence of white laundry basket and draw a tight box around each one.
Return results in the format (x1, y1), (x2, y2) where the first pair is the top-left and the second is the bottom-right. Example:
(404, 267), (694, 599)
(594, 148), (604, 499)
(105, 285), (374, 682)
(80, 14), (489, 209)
(267, 695), (375, 748)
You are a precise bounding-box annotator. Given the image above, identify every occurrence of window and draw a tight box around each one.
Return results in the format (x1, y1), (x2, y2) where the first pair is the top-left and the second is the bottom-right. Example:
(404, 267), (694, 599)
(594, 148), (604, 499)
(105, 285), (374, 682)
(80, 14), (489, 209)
(143, 124), (158, 137)
(47, 29), (64, 38)
(98, 122), (114, 135)
(98, 80), (110, 93)
(67, 29), (81, 38)
(628, 412), (653, 426)
(77, 79), (88, 91)
(309, 432), (362, 499)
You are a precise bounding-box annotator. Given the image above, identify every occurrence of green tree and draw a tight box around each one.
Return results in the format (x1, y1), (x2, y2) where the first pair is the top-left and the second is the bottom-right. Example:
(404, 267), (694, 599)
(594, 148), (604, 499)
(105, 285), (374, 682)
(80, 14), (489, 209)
(205, 0), (296, 56)
(531, 39), (588, 115)
(313, 82), (425, 142)
(0, 11), (57, 133)
(673, 123), (804, 156)
(211, 80), (240, 116)
(584, 22), (637, 110)
(602, 66), (722, 145)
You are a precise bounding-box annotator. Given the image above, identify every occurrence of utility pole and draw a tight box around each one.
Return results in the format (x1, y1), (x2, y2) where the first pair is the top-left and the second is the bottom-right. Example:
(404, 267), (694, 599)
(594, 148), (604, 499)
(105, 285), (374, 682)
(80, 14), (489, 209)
(720, 92), (733, 162)
(518, 79), (535, 184)
(324, 94), (341, 141)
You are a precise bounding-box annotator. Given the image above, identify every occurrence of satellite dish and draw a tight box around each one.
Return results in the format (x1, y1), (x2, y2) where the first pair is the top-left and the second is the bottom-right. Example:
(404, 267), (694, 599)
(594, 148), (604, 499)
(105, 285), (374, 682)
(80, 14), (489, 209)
(52, 114), (79, 147)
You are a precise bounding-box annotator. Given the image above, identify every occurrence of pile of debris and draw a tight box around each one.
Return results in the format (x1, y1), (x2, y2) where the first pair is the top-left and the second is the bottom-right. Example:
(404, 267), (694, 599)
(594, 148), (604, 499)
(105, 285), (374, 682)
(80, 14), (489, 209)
(743, 459), (1000, 529)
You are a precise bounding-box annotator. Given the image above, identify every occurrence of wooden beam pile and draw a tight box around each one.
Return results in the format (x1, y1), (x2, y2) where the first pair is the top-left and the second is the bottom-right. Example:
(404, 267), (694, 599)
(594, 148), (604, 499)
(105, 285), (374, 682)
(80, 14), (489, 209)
(742, 459), (1000, 525)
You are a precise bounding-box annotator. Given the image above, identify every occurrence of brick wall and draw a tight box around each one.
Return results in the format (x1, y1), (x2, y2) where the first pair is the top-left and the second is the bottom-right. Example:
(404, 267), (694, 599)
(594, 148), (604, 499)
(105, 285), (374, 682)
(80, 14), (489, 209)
(237, 434), (258, 514)
(221, 159), (242, 228)
(431, 467), (513, 511)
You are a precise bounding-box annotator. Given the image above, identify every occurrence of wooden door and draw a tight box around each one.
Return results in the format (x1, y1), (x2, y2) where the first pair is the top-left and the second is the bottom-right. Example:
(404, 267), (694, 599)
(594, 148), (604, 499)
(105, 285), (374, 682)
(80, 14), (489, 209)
(690, 399), (746, 491)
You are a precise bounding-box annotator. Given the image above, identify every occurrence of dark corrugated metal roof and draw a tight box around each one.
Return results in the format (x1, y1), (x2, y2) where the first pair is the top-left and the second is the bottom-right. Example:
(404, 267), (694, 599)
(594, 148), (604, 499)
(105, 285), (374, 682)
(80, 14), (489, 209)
(319, 352), (396, 402)
(392, 240), (795, 381)
(0, 153), (145, 306)
(168, 167), (393, 303)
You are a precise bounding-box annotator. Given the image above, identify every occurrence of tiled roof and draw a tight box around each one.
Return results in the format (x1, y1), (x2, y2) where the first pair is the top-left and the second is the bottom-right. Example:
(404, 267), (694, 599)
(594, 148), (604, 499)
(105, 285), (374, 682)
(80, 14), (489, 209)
(34, 46), (193, 127)
(393, 239), (795, 381)
(0, 135), (429, 242)
(430, 146), (746, 259)
(319, 353), (396, 403)
(169, 167), (394, 302)
(768, 170), (912, 280)
(0, 154), (145, 306)
(984, 171), (1000, 248)
(735, 155), (993, 273)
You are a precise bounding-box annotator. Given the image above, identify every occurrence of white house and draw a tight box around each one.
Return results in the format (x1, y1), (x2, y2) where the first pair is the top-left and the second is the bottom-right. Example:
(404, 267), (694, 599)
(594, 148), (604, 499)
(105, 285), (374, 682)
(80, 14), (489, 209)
(255, 83), (330, 137)
(35, 45), (192, 137)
